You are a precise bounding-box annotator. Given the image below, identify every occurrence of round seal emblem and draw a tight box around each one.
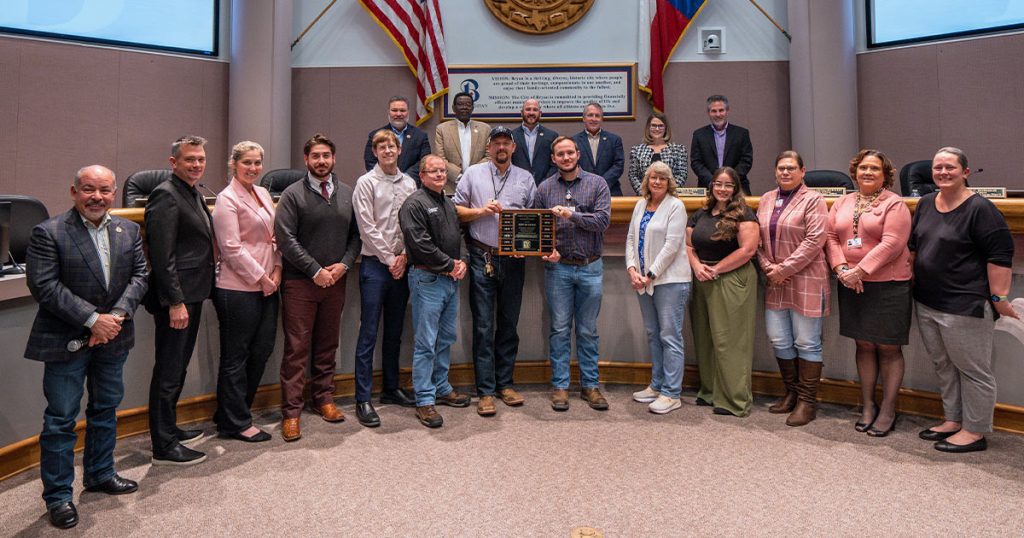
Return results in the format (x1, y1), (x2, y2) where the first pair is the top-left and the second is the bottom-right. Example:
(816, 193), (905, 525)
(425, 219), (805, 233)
(483, 0), (596, 35)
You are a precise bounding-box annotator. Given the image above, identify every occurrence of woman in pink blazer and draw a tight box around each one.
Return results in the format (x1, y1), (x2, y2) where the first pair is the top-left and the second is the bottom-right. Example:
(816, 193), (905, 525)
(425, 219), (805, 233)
(211, 141), (282, 442)
(826, 149), (912, 437)
(757, 150), (830, 427)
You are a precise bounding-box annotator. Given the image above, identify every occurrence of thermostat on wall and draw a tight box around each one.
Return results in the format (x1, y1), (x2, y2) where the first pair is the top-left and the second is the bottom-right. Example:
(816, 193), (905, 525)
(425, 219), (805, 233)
(699, 27), (725, 54)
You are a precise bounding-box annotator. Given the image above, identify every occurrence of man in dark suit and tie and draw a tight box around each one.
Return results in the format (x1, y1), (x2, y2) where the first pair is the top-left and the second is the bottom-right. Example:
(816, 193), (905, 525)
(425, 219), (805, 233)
(25, 165), (148, 529)
(689, 94), (754, 194)
(363, 95), (432, 178)
(144, 135), (216, 466)
(572, 102), (625, 196)
(511, 98), (558, 185)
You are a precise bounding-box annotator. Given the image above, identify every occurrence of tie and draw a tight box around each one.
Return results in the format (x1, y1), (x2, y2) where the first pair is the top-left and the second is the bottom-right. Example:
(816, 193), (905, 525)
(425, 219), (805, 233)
(320, 180), (330, 201)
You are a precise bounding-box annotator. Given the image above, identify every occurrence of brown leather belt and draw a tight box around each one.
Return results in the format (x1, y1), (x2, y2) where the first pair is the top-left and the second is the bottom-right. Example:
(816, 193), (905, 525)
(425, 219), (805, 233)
(558, 255), (600, 266)
(467, 237), (501, 255)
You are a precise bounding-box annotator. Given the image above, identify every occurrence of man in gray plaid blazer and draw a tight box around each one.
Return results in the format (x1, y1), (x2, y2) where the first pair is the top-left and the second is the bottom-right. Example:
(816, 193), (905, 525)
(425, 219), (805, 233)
(24, 165), (148, 529)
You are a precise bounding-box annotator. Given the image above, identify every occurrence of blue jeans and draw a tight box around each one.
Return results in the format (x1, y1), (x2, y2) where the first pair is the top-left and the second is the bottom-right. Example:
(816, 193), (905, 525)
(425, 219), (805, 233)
(408, 267), (459, 406)
(636, 282), (690, 398)
(764, 308), (824, 362)
(40, 349), (128, 508)
(544, 259), (603, 389)
(354, 257), (409, 402)
(468, 246), (525, 396)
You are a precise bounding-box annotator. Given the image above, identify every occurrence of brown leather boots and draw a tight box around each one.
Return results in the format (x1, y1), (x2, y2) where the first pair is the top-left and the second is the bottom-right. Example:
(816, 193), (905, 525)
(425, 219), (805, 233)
(770, 358), (822, 427)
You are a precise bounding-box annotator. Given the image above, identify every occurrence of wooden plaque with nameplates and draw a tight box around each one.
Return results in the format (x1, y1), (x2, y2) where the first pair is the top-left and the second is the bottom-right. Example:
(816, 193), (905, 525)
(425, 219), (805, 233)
(498, 209), (556, 256)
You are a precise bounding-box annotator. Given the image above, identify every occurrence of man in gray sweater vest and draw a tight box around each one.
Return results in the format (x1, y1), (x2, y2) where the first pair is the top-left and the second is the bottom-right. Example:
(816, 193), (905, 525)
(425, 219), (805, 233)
(274, 133), (361, 442)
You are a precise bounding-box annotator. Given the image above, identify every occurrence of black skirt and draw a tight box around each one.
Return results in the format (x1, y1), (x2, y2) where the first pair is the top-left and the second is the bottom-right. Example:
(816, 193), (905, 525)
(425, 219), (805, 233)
(837, 280), (912, 345)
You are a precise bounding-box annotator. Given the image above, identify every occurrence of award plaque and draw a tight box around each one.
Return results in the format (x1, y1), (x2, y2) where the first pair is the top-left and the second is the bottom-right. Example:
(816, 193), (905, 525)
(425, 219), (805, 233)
(498, 209), (556, 256)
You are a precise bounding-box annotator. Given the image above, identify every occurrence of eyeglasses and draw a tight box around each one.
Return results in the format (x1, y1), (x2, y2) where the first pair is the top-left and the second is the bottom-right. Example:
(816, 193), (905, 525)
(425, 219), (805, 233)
(776, 166), (799, 173)
(649, 124), (665, 130)
(422, 169), (446, 175)
(711, 182), (735, 189)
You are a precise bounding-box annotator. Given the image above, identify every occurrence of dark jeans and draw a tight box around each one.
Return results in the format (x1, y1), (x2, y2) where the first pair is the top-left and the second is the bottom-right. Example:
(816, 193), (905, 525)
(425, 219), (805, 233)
(40, 349), (128, 508)
(468, 246), (525, 396)
(149, 301), (203, 455)
(212, 288), (279, 434)
(353, 257), (409, 402)
(280, 277), (346, 418)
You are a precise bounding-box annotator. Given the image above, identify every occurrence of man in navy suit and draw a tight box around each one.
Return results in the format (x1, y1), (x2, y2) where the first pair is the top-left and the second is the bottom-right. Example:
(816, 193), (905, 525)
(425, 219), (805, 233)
(572, 102), (625, 196)
(363, 96), (432, 178)
(25, 165), (148, 529)
(144, 135), (216, 466)
(511, 98), (558, 185)
(689, 94), (754, 194)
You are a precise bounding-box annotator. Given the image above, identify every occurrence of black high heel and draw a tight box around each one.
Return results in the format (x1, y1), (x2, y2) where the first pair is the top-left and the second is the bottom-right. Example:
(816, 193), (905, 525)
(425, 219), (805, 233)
(867, 415), (898, 437)
(854, 419), (875, 433)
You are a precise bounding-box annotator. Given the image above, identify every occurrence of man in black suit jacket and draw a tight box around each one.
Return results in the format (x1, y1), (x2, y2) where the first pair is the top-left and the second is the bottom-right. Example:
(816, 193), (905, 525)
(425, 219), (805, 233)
(572, 102), (625, 196)
(511, 98), (558, 185)
(25, 165), (147, 529)
(690, 94), (754, 194)
(144, 135), (216, 466)
(363, 96), (432, 178)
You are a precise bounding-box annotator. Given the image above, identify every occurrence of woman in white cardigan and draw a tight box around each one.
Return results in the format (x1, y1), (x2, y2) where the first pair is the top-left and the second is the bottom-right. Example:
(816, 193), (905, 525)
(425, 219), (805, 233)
(626, 161), (692, 414)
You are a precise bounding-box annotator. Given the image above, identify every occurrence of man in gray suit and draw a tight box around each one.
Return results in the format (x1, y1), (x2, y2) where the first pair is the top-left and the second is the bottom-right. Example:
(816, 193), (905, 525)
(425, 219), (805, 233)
(25, 165), (148, 529)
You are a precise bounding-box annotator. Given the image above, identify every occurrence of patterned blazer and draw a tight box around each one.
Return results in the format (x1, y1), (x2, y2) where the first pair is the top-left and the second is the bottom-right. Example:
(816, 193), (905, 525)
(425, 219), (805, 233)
(24, 209), (148, 361)
(628, 143), (688, 194)
(756, 183), (831, 317)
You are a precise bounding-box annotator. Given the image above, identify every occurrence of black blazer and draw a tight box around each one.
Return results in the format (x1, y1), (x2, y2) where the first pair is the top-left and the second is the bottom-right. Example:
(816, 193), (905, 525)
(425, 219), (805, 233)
(572, 130), (625, 196)
(511, 124), (559, 185)
(143, 175), (215, 310)
(690, 124), (754, 194)
(24, 210), (148, 362)
(363, 124), (432, 178)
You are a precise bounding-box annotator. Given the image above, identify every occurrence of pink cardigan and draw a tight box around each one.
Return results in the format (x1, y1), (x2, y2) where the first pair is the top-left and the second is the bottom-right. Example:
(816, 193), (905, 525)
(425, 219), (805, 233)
(756, 183), (831, 317)
(213, 178), (281, 292)
(825, 189), (912, 282)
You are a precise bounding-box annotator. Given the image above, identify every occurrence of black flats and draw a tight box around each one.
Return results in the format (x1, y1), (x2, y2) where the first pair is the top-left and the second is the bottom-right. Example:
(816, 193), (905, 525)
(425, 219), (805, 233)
(919, 427), (959, 441)
(934, 437), (987, 453)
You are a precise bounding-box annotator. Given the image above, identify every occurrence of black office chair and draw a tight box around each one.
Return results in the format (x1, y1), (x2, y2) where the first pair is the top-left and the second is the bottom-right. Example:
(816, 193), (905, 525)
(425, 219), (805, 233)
(123, 169), (172, 207)
(804, 170), (855, 191)
(0, 194), (50, 274)
(261, 169), (306, 198)
(899, 160), (935, 196)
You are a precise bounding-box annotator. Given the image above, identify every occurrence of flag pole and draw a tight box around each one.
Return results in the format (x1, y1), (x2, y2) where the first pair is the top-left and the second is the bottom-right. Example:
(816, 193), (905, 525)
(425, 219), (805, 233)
(292, 0), (338, 50)
(748, 0), (791, 42)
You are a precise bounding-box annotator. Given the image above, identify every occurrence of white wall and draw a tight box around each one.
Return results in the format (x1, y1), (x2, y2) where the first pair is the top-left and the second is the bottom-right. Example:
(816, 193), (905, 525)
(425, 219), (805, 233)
(291, 0), (789, 68)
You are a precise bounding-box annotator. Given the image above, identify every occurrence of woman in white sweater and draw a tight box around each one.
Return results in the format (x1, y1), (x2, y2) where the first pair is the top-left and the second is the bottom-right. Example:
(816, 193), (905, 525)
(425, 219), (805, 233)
(625, 161), (692, 414)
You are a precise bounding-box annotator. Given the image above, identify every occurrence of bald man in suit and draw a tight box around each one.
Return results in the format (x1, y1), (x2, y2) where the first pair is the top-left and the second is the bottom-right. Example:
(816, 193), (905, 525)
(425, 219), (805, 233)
(433, 91), (490, 194)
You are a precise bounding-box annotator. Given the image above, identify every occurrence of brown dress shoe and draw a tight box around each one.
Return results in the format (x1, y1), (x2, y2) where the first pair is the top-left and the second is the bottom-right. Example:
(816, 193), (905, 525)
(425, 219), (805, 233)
(550, 389), (570, 411)
(477, 395), (497, 416)
(416, 405), (443, 428)
(581, 387), (609, 410)
(314, 403), (346, 423)
(436, 391), (471, 407)
(497, 388), (525, 406)
(281, 418), (301, 442)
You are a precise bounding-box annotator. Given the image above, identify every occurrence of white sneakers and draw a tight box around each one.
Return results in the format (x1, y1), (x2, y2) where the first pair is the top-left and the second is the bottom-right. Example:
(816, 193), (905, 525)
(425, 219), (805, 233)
(648, 395), (682, 415)
(632, 386), (660, 403)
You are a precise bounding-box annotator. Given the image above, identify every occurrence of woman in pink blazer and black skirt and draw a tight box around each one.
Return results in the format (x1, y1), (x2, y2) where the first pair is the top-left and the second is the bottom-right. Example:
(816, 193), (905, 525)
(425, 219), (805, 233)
(757, 150), (830, 427)
(211, 141), (282, 442)
(826, 149), (912, 437)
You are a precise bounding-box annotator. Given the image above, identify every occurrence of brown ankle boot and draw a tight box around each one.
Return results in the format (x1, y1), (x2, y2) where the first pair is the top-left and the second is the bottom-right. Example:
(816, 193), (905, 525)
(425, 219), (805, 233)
(769, 358), (799, 414)
(786, 358), (823, 426)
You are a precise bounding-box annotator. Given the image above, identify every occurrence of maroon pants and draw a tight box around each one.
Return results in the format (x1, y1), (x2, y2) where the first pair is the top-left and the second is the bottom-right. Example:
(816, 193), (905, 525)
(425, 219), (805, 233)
(279, 277), (346, 418)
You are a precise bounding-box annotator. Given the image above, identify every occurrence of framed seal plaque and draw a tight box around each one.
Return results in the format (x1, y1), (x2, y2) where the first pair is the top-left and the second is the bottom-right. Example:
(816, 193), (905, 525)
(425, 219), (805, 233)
(498, 209), (556, 256)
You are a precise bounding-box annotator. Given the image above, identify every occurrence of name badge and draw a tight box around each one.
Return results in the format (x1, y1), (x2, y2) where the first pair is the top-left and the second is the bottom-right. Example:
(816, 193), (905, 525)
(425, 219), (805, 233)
(774, 198), (784, 207)
(847, 237), (862, 249)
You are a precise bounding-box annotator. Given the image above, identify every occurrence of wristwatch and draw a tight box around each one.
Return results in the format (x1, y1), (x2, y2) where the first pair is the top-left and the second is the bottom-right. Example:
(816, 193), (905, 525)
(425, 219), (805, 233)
(991, 294), (1009, 303)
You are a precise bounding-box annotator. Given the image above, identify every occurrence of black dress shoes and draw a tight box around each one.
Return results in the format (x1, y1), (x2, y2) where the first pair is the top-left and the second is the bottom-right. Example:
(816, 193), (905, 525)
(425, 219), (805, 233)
(712, 407), (736, 416)
(695, 398), (713, 407)
(85, 474), (138, 495)
(357, 401), (381, 428)
(380, 388), (416, 407)
(222, 429), (272, 443)
(48, 501), (78, 529)
(152, 443), (207, 466)
(919, 427), (960, 441)
(176, 428), (204, 446)
(935, 437), (987, 453)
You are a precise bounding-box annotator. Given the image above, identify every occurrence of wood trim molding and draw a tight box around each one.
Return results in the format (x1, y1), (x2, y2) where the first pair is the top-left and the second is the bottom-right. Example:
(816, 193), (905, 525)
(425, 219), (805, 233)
(4, 361), (1024, 481)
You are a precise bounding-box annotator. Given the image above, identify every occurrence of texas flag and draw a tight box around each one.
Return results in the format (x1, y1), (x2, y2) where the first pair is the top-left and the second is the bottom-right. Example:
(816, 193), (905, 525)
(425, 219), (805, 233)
(638, 0), (707, 112)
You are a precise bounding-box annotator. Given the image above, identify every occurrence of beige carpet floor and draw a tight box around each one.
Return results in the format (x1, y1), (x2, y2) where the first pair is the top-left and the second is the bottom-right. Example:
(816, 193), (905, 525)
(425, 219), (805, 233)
(2, 385), (1023, 537)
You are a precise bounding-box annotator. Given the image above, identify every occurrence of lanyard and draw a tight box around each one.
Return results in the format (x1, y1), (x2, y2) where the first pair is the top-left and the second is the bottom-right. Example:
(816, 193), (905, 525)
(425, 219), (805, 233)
(852, 190), (882, 237)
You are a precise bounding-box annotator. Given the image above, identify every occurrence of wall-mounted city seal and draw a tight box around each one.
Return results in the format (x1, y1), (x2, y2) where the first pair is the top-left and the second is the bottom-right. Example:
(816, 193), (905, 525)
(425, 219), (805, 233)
(483, 0), (596, 35)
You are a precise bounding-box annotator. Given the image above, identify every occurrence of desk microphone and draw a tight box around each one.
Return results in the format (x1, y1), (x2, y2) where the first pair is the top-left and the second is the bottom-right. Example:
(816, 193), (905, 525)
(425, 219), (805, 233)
(197, 183), (219, 199)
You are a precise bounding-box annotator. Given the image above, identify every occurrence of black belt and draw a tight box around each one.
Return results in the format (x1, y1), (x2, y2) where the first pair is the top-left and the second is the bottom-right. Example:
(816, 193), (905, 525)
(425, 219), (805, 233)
(558, 255), (600, 266)
(467, 237), (501, 255)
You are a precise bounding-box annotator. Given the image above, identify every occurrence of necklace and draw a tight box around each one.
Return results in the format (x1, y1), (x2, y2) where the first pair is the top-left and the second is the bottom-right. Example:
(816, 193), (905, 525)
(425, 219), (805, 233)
(852, 189), (883, 237)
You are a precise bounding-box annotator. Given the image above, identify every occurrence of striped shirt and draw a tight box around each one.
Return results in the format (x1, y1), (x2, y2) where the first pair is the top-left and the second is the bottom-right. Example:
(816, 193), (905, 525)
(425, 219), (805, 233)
(534, 169), (611, 260)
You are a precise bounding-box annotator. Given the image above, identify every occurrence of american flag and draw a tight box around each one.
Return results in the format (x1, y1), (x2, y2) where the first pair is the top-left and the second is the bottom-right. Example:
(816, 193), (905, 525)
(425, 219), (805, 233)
(359, 0), (449, 124)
